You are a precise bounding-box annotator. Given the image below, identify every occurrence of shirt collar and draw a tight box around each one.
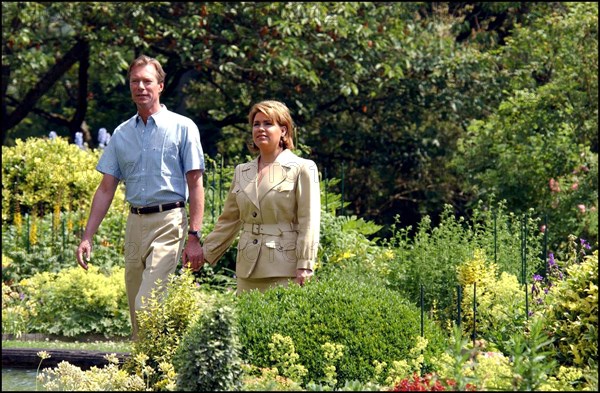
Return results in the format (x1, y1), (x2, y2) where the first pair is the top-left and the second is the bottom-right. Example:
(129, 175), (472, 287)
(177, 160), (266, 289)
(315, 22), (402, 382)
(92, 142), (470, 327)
(134, 104), (168, 127)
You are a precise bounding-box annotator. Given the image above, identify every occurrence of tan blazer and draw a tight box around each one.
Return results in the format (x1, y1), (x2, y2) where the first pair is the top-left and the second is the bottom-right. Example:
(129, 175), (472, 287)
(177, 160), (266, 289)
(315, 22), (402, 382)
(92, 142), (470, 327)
(203, 149), (321, 279)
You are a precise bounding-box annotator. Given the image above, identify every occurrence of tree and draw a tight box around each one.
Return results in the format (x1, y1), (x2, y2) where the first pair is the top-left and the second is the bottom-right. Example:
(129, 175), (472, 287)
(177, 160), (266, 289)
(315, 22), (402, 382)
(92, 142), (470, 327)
(450, 2), (598, 250)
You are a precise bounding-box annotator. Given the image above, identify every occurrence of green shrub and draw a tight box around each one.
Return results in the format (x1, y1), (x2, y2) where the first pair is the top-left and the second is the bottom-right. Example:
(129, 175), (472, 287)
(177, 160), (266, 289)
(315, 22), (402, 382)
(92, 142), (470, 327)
(235, 275), (447, 388)
(173, 294), (243, 391)
(457, 248), (529, 353)
(18, 265), (130, 337)
(544, 250), (598, 368)
(385, 201), (544, 326)
(1, 136), (126, 223)
(124, 270), (217, 390)
(2, 209), (126, 284)
(316, 211), (390, 283)
(38, 353), (146, 391)
(2, 280), (29, 336)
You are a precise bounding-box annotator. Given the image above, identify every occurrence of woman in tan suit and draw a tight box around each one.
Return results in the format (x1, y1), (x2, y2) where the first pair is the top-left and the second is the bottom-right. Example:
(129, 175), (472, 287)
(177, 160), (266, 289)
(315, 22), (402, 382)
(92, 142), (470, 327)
(201, 100), (321, 293)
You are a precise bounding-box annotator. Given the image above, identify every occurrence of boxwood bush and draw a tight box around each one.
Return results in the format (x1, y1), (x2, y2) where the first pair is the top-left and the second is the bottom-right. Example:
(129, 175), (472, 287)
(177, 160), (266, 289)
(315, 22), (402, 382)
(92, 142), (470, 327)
(235, 274), (447, 387)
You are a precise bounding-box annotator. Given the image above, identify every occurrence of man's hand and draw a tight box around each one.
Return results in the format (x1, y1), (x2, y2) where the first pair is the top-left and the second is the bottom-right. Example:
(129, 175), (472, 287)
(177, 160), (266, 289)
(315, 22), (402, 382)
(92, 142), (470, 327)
(182, 238), (204, 272)
(76, 239), (92, 270)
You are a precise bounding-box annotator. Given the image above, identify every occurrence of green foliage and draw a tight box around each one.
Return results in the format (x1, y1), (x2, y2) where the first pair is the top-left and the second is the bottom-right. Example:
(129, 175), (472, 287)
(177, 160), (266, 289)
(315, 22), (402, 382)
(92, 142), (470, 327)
(1, 137), (126, 221)
(173, 294), (243, 391)
(123, 270), (215, 389)
(18, 265), (130, 337)
(385, 202), (543, 325)
(235, 274), (447, 388)
(317, 211), (387, 282)
(241, 363), (304, 391)
(430, 324), (479, 391)
(544, 250), (598, 368)
(451, 2), (598, 251)
(38, 353), (146, 391)
(2, 209), (126, 284)
(505, 316), (557, 391)
(457, 249), (529, 353)
(2, 280), (29, 337)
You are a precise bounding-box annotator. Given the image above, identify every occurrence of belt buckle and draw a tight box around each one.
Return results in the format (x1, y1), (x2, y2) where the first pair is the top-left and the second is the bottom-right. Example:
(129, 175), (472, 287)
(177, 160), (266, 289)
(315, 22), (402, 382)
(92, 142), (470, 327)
(136, 207), (141, 215)
(251, 223), (260, 235)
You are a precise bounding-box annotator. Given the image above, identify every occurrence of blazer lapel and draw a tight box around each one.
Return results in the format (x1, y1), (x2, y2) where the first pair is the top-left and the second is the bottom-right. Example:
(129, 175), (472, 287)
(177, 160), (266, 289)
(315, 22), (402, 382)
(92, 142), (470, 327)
(257, 149), (294, 203)
(240, 159), (260, 209)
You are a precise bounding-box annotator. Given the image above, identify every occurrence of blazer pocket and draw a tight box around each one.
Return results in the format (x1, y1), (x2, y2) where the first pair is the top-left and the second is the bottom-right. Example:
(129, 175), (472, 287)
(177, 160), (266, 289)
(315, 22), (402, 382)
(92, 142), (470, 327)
(264, 234), (296, 264)
(237, 232), (259, 262)
(275, 181), (295, 192)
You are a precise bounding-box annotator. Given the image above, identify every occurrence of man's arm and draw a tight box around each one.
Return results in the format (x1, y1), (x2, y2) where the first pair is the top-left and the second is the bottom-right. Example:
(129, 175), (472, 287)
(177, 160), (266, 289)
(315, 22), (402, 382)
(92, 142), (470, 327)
(76, 174), (119, 270)
(182, 169), (205, 270)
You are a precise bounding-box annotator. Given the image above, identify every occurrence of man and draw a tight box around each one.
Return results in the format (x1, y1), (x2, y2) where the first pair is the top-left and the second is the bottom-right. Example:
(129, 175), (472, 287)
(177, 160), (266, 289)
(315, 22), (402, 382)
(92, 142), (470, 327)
(76, 55), (205, 340)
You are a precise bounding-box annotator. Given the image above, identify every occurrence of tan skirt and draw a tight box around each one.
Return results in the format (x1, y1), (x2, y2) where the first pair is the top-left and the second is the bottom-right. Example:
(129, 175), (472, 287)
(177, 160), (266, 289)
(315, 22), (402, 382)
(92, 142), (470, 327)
(236, 276), (294, 295)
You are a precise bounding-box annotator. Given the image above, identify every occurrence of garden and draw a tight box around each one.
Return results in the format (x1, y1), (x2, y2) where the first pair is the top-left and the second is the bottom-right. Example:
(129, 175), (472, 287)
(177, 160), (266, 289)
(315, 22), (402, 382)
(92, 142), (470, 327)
(2, 2), (598, 391)
(2, 136), (598, 391)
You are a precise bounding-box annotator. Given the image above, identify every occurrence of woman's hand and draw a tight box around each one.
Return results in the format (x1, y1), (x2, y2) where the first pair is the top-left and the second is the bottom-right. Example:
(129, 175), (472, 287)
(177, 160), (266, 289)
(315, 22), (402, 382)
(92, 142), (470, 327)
(295, 268), (313, 286)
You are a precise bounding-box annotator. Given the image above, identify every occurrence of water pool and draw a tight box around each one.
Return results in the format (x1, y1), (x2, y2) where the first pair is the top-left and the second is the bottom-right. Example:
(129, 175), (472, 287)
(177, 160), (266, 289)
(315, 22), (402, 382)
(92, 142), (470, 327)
(2, 368), (42, 391)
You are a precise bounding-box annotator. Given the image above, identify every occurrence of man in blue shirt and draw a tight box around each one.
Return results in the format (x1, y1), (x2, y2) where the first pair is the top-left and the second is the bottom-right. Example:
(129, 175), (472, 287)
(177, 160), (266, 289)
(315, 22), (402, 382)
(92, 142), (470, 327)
(76, 55), (205, 340)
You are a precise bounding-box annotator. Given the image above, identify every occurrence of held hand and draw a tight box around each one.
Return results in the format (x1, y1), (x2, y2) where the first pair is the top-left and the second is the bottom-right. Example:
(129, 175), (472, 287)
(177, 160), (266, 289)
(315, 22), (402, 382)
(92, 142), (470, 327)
(182, 239), (204, 272)
(295, 268), (313, 286)
(76, 239), (92, 270)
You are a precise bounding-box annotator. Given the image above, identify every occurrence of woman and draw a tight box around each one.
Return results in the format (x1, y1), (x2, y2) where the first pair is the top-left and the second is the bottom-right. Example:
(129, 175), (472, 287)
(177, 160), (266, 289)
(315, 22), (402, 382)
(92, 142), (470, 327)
(202, 100), (320, 293)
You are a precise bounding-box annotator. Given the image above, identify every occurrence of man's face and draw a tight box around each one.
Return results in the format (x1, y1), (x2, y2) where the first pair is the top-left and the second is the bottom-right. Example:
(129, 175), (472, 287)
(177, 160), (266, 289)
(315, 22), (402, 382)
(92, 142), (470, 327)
(129, 64), (163, 110)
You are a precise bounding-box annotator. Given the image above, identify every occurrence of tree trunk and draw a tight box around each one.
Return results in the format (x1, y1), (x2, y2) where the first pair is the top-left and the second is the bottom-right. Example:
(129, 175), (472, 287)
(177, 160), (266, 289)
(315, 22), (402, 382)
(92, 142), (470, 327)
(1, 39), (89, 145)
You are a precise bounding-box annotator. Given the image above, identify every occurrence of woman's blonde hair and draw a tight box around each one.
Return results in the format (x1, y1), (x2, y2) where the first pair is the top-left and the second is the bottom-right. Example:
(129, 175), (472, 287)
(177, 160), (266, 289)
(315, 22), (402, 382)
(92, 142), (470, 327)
(247, 100), (295, 153)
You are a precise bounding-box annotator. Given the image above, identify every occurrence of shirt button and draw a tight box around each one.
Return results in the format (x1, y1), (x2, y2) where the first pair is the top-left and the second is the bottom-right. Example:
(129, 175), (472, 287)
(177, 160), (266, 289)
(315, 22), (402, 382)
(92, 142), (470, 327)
(252, 212), (257, 217)
(253, 239), (258, 245)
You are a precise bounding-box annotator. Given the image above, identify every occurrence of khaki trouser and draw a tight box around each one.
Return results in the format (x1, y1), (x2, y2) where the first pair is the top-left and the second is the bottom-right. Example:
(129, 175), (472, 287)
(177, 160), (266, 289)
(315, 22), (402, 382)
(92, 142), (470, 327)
(124, 207), (187, 340)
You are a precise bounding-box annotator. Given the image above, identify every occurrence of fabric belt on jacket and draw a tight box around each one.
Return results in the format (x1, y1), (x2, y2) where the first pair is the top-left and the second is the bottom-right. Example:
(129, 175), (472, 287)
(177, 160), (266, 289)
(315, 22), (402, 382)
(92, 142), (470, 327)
(130, 201), (186, 215)
(242, 223), (299, 236)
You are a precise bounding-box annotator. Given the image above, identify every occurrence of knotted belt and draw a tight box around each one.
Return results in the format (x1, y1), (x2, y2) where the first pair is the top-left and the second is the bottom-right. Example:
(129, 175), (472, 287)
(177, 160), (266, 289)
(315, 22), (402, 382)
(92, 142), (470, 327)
(242, 223), (299, 236)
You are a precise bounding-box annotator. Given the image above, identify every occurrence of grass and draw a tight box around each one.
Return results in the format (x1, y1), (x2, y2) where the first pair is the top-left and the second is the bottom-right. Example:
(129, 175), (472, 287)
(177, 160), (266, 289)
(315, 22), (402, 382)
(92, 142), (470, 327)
(2, 339), (131, 353)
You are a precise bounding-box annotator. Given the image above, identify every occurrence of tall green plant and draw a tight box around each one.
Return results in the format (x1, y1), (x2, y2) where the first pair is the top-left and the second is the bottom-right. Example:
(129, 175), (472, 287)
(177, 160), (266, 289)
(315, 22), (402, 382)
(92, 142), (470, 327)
(385, 202), (543, 325)
(173, 294), (242, 391)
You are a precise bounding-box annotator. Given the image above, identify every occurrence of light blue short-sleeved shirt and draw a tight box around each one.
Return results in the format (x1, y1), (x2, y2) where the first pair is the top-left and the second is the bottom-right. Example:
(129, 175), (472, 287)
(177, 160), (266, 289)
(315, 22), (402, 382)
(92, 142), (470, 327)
(97, 105), (205, 207)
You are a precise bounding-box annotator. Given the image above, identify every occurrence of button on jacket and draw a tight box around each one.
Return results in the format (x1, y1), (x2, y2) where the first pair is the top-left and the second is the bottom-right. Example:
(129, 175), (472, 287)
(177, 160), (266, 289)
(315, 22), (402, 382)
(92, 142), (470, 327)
(203, 149), (320, 279)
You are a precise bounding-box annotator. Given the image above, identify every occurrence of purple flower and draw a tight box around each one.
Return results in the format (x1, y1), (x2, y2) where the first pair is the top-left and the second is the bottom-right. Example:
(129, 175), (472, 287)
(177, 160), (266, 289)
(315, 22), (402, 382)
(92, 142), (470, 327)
(48, 131), (57, 140)
(74, 132), (84, 149)
(580, 238), (591, 250)
(548, 253), (556, 268)
(97, 127), (111, 148)
(533, 274), (543, 282)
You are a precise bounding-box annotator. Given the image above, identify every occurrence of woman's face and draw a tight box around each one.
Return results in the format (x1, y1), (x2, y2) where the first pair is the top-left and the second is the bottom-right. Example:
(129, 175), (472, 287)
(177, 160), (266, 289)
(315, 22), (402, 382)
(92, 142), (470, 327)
(252, 111), (286, 154)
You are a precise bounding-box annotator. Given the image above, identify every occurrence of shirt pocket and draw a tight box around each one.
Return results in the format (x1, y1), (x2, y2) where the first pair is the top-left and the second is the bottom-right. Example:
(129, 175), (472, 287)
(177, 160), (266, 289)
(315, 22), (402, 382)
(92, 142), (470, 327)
(161, 142), (180, 175)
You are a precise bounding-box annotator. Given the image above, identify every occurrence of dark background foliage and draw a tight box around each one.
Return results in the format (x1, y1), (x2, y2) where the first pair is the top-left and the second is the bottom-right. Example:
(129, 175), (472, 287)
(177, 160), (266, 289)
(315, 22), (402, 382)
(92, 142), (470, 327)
(2, 2), (597, 250)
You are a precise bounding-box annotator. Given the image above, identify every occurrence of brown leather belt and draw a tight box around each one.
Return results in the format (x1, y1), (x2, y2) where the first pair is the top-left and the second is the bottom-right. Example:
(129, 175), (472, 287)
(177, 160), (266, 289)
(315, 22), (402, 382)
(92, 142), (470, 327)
(130, 201), (185, 215)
